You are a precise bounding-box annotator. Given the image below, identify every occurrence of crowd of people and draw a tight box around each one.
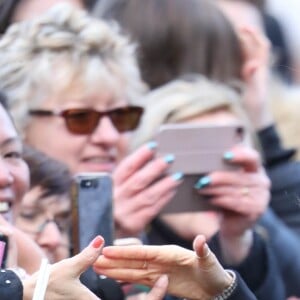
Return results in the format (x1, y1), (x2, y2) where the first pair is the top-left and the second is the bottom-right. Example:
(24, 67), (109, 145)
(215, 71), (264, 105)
(1, 0), (300, 299)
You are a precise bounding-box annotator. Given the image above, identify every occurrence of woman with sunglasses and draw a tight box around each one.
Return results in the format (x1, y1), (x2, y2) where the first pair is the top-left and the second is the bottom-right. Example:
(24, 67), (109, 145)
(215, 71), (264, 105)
(0, 3), (183, 240)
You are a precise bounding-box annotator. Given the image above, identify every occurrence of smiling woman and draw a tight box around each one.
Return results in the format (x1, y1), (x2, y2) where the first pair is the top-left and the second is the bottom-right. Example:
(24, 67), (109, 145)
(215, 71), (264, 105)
(0, 3), (146, 175)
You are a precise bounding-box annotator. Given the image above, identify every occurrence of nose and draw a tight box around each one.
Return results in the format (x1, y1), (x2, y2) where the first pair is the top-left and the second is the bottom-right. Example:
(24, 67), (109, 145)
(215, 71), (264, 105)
(90, 116), (120, 146)
(36, 221), (62, 251)
(0, 158), (14, 188)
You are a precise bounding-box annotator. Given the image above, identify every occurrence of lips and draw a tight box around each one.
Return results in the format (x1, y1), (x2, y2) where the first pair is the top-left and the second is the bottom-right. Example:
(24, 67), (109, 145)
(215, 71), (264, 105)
(80, 156), (116, 172)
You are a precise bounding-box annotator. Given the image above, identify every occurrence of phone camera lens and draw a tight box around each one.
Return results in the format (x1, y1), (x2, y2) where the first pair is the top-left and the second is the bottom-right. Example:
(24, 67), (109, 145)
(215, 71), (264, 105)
(80, 179), (99, 188)
(81, 180), (92, 188)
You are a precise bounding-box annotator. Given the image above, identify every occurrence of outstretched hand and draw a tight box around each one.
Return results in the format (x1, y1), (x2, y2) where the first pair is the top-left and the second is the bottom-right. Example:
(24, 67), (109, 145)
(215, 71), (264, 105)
(23, 236), (104, 300)
(94, 235), (233, 300)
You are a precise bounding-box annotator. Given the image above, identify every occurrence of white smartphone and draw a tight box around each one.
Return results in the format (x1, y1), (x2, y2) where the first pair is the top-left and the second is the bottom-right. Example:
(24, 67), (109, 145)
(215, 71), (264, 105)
(155, 123), (245, 213)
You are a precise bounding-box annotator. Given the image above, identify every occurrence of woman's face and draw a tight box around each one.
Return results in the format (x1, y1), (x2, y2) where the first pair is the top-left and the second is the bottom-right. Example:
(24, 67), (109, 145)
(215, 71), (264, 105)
(0, 105), (29, 222)
(25, 82), (130, 175)
(15, 186), (71, 263)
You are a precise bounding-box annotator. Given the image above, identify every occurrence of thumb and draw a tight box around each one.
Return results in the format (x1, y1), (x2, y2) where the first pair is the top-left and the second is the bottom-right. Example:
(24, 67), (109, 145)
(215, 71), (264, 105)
(193, 235), (208, 258)
(193, 235), (217, 268)
(68, 236), (104, 277)
(146, 275), (169, 300)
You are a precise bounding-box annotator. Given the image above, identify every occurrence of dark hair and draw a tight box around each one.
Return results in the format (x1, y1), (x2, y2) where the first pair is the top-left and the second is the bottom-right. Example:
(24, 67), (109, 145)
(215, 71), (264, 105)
(23, 146), (72, 198)
(97, 0), (243, 89)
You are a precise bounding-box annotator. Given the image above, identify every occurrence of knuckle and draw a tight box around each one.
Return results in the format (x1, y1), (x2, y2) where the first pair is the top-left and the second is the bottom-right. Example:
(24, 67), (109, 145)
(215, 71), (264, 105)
(143, 190), (156, 204)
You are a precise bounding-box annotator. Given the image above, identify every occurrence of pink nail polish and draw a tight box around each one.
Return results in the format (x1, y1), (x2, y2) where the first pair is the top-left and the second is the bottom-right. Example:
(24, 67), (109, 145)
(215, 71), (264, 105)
(92, 236), (103, 249)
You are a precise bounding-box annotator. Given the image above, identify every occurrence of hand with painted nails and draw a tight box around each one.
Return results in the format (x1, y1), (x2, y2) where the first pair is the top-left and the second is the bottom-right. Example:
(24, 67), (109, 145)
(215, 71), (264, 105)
(22, 236), (104, 300)
(94, 235), (233, 300)
(196, 145), (270, 264)
(113, 143), (183, 238)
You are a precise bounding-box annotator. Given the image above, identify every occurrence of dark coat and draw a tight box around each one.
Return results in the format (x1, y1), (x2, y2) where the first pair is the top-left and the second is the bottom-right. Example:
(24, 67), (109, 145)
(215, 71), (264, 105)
(229, 272), (257, 300)
(0, 269), (23, 300)
(259, 125), (300, 236)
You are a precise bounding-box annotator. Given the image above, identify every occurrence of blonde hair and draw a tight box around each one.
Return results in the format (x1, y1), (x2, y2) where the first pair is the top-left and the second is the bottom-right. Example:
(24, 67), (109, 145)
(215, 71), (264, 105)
(131, 75), (255, 150)
(0, 3), (146, 132)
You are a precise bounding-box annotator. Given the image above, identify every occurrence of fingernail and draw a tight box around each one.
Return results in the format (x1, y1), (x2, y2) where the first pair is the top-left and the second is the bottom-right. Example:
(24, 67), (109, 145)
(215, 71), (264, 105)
(223, 151), (234, 161)
(164, 154), (175, 164)
(91, 236), (103, 249)
(172, 172), (184, 181)
(194, 176), (211, 190)
(197, 244), (210, 260)
(147, 141), (157, 150)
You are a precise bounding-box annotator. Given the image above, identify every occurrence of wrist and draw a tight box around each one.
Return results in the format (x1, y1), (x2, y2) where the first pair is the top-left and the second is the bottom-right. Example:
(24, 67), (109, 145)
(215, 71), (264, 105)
(23, 259), (50, 300)
(114, 218), (142, 239)
(22, 276), (36, 300)
(213, 270), (237, 300)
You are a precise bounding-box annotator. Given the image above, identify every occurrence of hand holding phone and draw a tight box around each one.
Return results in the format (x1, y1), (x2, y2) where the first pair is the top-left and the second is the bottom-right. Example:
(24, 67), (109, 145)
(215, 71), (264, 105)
(155, 123), (244, 213)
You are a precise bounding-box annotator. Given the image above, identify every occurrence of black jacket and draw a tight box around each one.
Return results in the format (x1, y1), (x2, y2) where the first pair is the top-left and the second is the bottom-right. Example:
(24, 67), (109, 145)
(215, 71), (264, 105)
(0, 269), (23, 300)
(229, 272), (257, 300)
(259, 125), (300, 236)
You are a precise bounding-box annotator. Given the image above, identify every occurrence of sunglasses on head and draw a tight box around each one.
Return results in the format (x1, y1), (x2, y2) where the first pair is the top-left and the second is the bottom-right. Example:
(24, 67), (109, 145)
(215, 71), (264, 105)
(29, 106), (144, 135)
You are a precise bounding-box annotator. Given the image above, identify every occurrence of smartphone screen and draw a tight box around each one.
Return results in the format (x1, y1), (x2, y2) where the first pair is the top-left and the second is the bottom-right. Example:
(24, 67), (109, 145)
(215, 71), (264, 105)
(71, 173), (114, 255)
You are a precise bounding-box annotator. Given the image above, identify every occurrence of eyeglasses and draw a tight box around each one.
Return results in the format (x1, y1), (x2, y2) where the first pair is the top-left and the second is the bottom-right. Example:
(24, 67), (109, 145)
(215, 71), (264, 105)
(29, 106), (144, 135)
(20, 218), (71, 237)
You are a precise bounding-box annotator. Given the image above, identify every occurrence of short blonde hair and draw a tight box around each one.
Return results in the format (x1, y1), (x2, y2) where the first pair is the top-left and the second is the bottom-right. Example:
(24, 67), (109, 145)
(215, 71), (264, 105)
(131, 75), (254, 149)
(0, 3), (146, 132)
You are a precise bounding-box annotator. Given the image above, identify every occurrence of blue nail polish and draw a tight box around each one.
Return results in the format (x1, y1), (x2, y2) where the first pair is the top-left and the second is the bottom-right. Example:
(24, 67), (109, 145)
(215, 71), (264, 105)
(194, 176), (211, 189)
(172, 172), (184, 181)
(164, 154), (175, 164)
(223, 151), (234, 161)
(147, 141), (157, 150)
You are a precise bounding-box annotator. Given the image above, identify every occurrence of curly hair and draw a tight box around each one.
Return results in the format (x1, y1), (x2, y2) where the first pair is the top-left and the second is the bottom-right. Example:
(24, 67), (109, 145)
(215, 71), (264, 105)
(0, 3), (145, 132)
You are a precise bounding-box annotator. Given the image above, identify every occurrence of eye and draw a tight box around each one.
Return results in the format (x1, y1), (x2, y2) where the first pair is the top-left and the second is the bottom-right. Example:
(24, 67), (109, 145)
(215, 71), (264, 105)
(4, 151), (22, 159)
(55, 212), (71, 232)
(19, 211), (38, 220)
